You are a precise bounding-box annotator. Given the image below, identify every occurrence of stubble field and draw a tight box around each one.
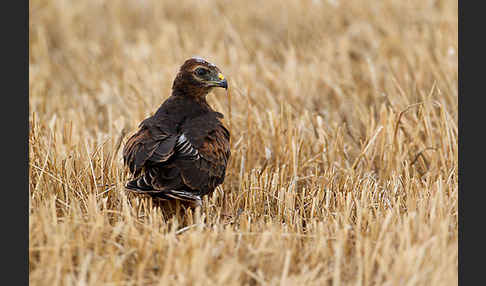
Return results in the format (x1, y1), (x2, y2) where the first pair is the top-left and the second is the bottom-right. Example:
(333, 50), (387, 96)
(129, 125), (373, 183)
(29, 0), (458, 285)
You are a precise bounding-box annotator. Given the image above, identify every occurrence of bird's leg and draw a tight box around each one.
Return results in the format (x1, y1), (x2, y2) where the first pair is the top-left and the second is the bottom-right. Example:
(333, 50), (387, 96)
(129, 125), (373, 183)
(184, 195), (202, 209)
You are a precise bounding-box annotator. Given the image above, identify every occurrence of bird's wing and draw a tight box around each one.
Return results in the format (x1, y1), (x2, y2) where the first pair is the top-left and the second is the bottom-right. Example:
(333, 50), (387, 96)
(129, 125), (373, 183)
(122, 120), (177, 177)
(174, 113), (231, 194)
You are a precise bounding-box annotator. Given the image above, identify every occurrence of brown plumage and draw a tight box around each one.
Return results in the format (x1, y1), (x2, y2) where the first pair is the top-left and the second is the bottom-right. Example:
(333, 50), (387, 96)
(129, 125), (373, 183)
(123, 57), (230, 206)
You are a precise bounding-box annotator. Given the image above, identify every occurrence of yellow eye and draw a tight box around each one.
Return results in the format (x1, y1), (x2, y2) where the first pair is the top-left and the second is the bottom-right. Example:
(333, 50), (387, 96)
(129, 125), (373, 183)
(218, 73), (225, 80)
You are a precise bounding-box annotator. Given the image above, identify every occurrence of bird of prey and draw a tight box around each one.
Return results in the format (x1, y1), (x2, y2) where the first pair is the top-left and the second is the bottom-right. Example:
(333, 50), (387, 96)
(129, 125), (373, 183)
(123, 57), (230, 207)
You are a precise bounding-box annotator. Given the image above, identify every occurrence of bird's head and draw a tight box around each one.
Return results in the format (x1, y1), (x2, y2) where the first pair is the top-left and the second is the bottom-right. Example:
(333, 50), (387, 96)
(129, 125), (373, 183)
(172, 57), (228, 98)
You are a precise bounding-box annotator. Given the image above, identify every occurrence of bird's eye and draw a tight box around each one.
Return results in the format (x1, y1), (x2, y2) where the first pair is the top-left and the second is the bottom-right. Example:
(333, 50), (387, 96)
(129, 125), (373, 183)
(195, 68), (209, 76)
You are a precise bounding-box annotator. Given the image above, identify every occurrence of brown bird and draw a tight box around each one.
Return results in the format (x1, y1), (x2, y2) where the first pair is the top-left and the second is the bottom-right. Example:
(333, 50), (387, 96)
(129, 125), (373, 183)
(123, 57), (230, 207)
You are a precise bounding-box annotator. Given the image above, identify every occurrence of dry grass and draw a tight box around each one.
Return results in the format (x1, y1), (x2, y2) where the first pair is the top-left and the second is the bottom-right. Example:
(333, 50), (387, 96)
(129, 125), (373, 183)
(29, 0), (458, 285)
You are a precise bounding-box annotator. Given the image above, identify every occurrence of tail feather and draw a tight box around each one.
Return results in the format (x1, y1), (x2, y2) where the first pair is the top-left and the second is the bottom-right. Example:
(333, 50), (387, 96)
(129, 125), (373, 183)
(126, 176), (156, 192)
(164, 190), (202, 206)
(125, 175), (201, 206)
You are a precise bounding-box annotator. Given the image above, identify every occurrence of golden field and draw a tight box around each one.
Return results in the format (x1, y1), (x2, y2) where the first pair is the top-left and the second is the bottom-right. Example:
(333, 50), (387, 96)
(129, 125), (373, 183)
(29, 0), (458, 285)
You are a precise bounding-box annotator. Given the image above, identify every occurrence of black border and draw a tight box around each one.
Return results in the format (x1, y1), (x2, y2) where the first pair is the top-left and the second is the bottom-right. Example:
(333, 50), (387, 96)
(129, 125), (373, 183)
(7, 0), (29, 284)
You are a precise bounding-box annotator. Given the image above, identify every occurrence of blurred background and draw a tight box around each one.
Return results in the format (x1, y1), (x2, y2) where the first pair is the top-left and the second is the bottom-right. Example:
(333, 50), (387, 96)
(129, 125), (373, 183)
(29, 0), (457, 132)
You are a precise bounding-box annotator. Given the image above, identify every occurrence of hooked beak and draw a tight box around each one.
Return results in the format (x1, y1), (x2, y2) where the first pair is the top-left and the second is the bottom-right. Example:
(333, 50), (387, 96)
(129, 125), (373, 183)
(218, 79), (228, 89)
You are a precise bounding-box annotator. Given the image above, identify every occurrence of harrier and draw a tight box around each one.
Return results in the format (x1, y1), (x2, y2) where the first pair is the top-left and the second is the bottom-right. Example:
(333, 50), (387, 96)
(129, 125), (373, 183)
(123, 57), (230, 207)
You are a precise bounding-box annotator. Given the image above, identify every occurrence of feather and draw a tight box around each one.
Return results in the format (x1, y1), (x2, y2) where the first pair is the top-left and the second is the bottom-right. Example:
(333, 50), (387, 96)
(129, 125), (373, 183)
(122, 57), (230, 205)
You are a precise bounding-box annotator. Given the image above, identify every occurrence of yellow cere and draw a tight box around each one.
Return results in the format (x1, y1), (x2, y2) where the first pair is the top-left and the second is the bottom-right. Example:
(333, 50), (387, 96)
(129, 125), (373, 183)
(218, 73), (225, 80)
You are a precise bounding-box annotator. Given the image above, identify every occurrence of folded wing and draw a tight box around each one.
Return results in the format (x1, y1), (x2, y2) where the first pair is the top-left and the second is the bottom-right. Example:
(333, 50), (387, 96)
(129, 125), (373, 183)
(123, 112), (230, 199)
(174, 113), (231, 196)
(122, 121), (177, 177)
